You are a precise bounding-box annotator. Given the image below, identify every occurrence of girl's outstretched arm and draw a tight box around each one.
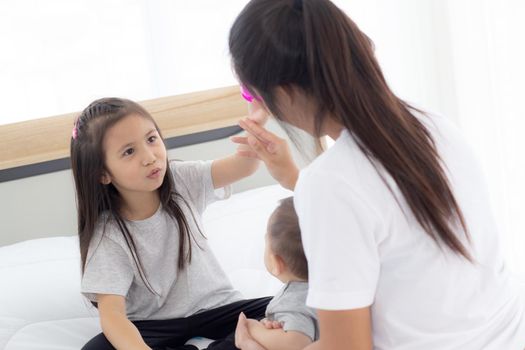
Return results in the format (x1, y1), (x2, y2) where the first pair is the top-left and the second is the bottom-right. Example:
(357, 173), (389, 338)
(211, 101), (268, 189)
(97, 294), (152, 350)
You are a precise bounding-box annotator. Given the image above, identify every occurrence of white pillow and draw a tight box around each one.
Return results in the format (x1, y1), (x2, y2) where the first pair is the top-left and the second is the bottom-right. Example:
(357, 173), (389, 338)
(0, 236), (100, 349)
(0, 184), (291, 349)
(204, 184), (292, 298)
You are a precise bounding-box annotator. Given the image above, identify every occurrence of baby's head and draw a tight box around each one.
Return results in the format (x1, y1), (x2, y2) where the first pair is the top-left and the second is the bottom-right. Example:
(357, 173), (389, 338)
(265, 197), (308, 283)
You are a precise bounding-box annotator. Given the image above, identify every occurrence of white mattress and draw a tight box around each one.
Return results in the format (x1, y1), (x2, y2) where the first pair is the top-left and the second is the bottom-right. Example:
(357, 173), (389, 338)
(0, 184), (291, 349)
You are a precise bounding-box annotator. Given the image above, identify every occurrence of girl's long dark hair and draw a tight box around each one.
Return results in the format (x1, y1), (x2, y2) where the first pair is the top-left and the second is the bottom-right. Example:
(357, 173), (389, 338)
(229, 0), (472, 261)
(70, 98), (200, 295)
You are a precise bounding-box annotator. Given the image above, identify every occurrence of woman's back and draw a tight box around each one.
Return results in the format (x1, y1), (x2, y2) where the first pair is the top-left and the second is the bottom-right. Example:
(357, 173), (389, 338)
(294, 111), (525, 349)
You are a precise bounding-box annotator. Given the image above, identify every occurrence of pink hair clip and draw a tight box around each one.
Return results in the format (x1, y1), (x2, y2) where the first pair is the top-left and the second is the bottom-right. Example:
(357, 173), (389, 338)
(72, 121), (78, 140)
(240, 85), (261, 103)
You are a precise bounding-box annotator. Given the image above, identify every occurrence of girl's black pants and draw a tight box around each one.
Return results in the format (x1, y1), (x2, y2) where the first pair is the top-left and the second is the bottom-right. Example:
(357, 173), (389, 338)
(82, 296), (271, 350)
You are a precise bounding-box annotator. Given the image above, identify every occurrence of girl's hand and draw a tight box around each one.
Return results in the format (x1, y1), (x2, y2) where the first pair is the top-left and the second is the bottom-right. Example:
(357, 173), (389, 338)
(231, 119), (299, 190)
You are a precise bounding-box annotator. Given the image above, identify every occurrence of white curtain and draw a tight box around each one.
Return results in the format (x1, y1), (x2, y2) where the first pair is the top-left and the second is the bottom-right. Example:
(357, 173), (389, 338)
(0, 0), (153, 124)
(0, 0), (247, 125)
(444, 0), (525, 280)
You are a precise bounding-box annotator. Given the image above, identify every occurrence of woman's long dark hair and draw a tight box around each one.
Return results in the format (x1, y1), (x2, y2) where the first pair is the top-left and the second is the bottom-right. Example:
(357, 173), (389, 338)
(70, 98), (200, 295)
(229, 0), (472, 260)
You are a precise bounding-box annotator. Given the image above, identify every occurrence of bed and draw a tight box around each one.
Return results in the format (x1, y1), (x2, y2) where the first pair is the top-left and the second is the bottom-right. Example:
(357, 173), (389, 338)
(0, 184), (291, 349)
(0, 85), (312, 349)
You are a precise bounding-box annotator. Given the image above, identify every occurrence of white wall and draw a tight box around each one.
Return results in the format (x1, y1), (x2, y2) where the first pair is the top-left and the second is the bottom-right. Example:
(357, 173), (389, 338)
(0, 120), (315, 246)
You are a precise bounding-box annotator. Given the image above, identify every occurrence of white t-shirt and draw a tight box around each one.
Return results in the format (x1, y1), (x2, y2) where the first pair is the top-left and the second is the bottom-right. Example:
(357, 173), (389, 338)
(294, 112), (525, 349)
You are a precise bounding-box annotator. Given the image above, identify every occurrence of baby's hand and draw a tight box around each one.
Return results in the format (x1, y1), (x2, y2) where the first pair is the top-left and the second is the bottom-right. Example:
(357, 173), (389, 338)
(260, 318), (284, 329)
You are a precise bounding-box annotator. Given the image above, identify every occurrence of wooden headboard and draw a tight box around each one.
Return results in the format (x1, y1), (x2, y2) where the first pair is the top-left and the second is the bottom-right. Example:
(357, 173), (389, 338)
(0, 85), (246, 182)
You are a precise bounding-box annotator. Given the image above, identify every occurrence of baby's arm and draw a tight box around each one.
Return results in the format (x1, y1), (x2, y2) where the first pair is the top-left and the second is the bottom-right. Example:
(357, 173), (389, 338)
(97, 294), (151, 350)
(236, 313), (312, 350)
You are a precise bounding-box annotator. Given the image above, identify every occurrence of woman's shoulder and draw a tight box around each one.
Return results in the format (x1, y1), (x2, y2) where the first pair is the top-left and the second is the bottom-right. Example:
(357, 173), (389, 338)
(298, 130), (370, 188)
(295, 130), (395, 222)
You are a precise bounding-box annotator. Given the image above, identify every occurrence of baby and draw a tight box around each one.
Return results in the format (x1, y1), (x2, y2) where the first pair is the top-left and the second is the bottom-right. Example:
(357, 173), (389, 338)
(235, 197), (318, 350)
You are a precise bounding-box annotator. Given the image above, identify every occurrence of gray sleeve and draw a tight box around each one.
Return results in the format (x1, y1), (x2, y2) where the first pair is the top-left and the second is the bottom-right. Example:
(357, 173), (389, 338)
(170, 160), (231, 214)
(272, 312), (317, 342)
(81, 236), (134, 302)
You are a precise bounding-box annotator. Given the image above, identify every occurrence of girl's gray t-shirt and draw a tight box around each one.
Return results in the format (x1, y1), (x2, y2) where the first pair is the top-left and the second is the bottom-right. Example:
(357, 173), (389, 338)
(81, 160), (243, 320)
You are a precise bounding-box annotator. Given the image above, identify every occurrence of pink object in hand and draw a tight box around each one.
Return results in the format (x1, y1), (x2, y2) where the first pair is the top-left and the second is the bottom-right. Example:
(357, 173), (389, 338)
(240, 85), (261, 103)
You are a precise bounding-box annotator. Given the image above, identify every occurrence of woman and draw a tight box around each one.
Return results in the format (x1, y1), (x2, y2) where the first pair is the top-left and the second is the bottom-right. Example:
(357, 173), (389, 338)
(228, 0), (525, 349)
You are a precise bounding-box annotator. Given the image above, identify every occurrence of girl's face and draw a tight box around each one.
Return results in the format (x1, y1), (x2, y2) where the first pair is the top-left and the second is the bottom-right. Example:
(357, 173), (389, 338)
(101, 114), (167, 197)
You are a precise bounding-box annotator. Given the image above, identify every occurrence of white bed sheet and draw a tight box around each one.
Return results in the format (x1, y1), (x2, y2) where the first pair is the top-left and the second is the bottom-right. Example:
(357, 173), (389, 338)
(0, 184), (291, 350)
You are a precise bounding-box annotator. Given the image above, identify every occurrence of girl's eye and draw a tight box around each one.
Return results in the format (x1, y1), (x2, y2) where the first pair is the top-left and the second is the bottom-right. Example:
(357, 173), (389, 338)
(123, 148), (134, 156)
(148, 135), (157, 143)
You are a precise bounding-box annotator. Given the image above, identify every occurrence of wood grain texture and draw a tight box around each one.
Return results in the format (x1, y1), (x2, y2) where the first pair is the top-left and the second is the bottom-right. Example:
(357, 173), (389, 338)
(0, 85), (246, 170)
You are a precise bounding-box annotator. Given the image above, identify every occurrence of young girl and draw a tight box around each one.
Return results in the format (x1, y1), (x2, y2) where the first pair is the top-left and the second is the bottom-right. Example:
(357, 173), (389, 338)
(229, 0), (525, 349)
(70, 97), (271, 350)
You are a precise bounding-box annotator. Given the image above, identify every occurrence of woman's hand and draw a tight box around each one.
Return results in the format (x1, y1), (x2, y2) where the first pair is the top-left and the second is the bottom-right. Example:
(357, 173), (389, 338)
(210, 101), (270, 189)
(231, 118), (299, 191)
(247, 100), (270, 125)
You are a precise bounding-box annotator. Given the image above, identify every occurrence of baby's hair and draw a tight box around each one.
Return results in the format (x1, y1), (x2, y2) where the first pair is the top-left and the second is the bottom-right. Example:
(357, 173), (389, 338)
(70, 98), (200, 296)
(268, 197), (308, 280)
